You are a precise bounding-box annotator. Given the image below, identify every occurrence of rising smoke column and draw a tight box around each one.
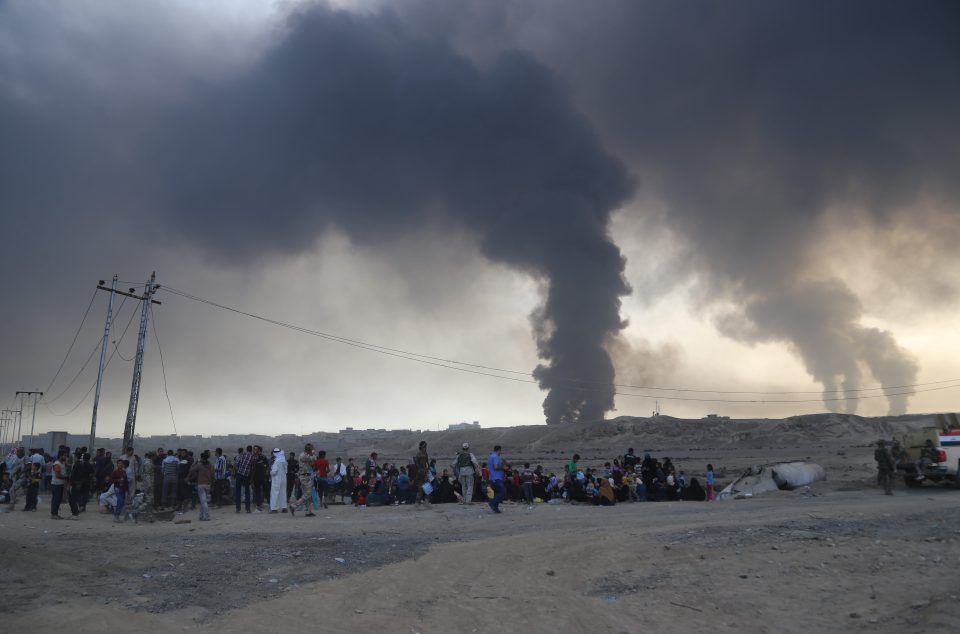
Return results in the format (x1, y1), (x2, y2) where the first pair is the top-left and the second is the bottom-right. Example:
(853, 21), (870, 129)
(438, 0), (958, 414)
(0, 3), (635, 424)
(147, 7), (635, 423)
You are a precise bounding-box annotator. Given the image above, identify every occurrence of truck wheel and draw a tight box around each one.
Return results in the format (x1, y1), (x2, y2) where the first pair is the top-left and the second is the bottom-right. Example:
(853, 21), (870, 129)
(904, 476), (923, 488)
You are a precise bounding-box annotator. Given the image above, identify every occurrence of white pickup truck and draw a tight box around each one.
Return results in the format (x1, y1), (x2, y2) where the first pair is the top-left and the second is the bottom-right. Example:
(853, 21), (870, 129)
(892, 427), (960, 487)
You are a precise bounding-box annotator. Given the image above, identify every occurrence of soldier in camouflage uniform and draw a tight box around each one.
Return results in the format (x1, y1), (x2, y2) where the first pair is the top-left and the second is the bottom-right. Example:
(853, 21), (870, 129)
(288, 443), (316, 517)
(874, 440), (895, 495)
(414, 441), (431, 507)
(138, 451), (155, 521)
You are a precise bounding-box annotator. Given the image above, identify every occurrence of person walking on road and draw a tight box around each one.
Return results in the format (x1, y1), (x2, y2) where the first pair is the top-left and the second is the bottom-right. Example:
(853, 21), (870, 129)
(413, 441), (431, 508)
(453, 443), (480, 504)
(269, 448), (287, 513)
(487, 445), (508, 514)
(288, 443), (316, 517)
(875, 440), (895, 495)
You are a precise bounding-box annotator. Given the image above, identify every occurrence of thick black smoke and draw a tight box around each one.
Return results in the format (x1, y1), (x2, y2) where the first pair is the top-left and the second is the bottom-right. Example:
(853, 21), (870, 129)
(0, 4), (634, 424)
(417, 0), (959, 414)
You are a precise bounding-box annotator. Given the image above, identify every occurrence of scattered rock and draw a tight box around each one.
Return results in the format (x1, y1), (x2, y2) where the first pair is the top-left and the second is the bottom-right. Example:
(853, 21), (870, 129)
(334, 557), (346, 564)
(545, 570), (555, 576)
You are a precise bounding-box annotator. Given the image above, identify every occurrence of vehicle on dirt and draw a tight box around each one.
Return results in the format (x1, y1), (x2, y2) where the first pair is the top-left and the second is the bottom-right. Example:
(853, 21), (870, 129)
(893, 422), (960, 488)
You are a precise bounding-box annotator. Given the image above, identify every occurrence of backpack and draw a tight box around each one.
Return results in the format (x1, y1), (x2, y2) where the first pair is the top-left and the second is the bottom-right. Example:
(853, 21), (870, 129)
(456, 452), (473, 470)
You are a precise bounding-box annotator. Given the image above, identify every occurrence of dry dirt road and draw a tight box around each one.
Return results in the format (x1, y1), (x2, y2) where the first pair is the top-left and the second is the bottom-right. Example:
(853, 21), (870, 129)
(2, 483), (958, 633)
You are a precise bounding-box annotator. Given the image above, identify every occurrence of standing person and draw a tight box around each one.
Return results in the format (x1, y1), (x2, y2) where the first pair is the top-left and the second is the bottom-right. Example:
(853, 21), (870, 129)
(6, 447), (25, 510)
(233, 446), (253, 514)
(92, 448), (107, 493)
(108, 459), (130, 522)
(413, 441), (431, 508)
(176, 450), (192, 513)
(50, 449), (79, 520)
(874, 440), (895, 496)
(213, 448), (229, 508)
(70, 452), (93, 513)
(161, 450), (179, 508)
(285, 451), (298, 505)
(250, 446), (269, 513)
(452, 443), (480, 505)
(124, 449), (138, 499)
(623, 448), (638, 473)
(344, 458), (359, 503)
(269, 448), (287, 513)
(23, 460), (41, 511)
(520, 462), (535, 509)
(365, 452), (379, 478)
(705, 464), (716, 501)
(122, 446), (141, 487)
(152, 449), (164, 508)
(189, 450), (214, 521)
(138, 452), (155, 521)
(288, 443), (316, 518)
(487, 445), (508, 514)
(313, 450), (331, 509)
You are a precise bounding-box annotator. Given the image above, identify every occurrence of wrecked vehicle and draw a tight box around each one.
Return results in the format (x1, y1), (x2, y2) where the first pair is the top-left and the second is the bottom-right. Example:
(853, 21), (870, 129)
(717, 462), (825, 500)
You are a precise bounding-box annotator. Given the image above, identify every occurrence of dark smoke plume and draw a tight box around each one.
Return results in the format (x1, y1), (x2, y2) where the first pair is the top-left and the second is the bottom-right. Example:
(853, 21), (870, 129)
(0, 4), (634, 424)
(424, 0), (959, 413)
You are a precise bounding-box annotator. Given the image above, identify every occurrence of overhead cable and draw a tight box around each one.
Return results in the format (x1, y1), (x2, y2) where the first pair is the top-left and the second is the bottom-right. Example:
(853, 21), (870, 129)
(160, 285), (960, 404)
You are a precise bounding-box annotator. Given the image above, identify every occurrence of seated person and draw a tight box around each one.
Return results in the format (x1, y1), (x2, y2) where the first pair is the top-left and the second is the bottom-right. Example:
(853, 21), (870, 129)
(597, 478), (616, 506)
(682, 477), (707, 501)
(99, 484), (118, 512)
(0, 472), (10, 504)
(365, 479), (394, 506)
(914, 439), (939, 480)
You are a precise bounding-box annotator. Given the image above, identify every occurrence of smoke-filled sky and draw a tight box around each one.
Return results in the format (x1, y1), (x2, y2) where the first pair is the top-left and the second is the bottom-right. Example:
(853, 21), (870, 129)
(1, 0), (958, 440)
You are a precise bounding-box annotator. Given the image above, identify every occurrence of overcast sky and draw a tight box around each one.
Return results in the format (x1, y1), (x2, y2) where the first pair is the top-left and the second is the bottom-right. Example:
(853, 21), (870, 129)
(1, 0), (958, 440)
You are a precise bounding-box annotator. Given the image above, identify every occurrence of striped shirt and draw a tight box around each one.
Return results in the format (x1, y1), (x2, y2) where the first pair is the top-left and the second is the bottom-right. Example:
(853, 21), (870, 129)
(234, 452), (253, 477)
(214, 455), (228, 480)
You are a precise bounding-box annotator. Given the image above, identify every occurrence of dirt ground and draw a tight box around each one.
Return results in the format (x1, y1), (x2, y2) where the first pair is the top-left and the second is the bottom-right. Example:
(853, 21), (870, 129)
(2, 476), (959, 633)
(3, 415), (960, 633)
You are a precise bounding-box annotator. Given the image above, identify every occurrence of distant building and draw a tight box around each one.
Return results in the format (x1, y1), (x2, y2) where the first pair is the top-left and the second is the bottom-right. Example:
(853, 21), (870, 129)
(447, 421), (480, 431)
(703, 414), (730, 420)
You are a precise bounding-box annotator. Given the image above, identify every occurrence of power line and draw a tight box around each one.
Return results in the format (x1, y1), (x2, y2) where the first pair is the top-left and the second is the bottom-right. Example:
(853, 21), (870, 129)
(43, 299), (140, 416)
(151, 312), (177, 436)
(161, 285), (960, 401)
(163, 285), (959, 395)
(42, 288), (99, 394)
(42, 297), (129, 405)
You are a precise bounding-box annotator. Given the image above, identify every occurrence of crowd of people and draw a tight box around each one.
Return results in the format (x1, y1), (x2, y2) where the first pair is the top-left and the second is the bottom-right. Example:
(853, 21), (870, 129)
(1, 441), (719, 522)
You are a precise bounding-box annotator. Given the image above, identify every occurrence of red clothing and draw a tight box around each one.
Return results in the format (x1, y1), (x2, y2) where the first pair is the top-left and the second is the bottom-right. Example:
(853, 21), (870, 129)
(108, 467), (128, 490)
(481, 467), (490, 481)
(313, 458), (330, 477)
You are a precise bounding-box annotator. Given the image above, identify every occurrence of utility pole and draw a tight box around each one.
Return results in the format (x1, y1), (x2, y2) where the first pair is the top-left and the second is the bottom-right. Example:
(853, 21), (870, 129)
(16, 391), (42, 449)
(122, 272), (161, 452)
(0, 413), (9, 452)
(89, 276), (119, 453)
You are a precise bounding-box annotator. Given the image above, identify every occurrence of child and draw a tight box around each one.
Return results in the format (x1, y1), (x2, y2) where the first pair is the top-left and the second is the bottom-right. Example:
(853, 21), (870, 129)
(521, 463), (534, 508)
(109, 460), (130, 521)
(706, 464), (716, 501)
(24, 462), (41, 511)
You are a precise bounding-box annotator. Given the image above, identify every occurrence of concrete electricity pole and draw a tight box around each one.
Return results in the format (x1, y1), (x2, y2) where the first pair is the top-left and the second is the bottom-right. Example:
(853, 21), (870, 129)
(122, 272), (161, 452)
(89, 275), (119, 453)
